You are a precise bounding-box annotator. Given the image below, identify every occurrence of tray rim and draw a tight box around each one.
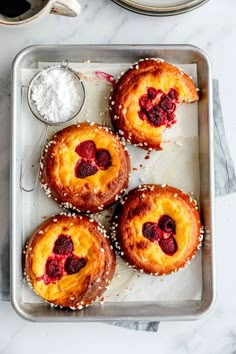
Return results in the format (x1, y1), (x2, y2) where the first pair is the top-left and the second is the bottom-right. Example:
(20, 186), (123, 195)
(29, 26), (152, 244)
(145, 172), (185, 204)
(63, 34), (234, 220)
(10, 44), (215, 322)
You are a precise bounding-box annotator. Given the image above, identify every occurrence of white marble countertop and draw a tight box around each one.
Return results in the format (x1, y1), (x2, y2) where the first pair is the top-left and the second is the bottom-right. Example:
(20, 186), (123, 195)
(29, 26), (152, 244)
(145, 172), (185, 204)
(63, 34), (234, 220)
(1, 0), (236, 352)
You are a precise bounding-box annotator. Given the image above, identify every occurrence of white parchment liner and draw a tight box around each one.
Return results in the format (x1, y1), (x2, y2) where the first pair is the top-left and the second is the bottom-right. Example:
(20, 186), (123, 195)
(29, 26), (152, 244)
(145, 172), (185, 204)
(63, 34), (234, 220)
(20, 61), (201, 304)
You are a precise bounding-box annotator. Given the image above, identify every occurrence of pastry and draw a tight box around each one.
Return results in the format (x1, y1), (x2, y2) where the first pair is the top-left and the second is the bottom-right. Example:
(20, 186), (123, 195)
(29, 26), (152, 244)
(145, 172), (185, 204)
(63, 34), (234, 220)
(40, 122), (130, 213)
(111, 184), (203, 275)
(109, 59), (199, 150)
(24, 214), (115, 309)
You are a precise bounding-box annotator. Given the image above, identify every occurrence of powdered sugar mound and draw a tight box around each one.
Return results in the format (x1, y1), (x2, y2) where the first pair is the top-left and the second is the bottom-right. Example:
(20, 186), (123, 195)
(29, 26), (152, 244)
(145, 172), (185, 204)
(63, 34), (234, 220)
(31, 69), (82, 123)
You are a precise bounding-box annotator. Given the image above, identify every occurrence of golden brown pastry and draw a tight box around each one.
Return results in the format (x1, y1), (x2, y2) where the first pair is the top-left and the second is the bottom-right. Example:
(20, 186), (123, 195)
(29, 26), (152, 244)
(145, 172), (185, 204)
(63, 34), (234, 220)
(109, 59), (199, 150)
(111, 184), (203, 275)
(40, 123), (130, 213)
(24, 214), (115, 309)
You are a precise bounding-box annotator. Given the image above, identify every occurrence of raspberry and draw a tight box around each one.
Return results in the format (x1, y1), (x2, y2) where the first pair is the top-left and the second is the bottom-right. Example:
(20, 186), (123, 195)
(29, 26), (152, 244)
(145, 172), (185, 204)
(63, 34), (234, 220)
(65, 256), (86, 275)
(142, 222), (161, 241)
(158, 236), (178, 255)
(75, 160), (98, 178)
(168, 89), (178, 100)
(46, 259), (62, 278)
(158, 215), (176, 233)
(53, 235), (73, 255)
(95, 149), (111, 169)
(75, 140), (96, 159)
(147, 87), (158, 99)
(147, 106), (165, 126)
(138, 88), (177, 128)
(159, 95), (175, 113)
(139, 95), (149, 108)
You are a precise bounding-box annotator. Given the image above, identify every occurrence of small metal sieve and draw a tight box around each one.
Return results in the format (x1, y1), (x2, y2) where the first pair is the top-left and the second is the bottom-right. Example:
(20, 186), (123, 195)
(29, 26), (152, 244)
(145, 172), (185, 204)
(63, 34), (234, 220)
(27, 59), (85, 125)
(20, 59), (86, 192)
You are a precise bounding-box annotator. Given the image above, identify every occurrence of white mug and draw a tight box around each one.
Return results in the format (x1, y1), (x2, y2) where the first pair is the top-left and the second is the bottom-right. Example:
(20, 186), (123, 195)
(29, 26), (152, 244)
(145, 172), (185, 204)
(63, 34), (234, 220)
(0, 0), (81, 27)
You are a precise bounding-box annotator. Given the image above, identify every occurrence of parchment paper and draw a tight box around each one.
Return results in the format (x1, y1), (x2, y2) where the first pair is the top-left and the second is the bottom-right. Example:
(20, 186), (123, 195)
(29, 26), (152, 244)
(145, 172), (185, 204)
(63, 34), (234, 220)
(20, 60), (201, 303)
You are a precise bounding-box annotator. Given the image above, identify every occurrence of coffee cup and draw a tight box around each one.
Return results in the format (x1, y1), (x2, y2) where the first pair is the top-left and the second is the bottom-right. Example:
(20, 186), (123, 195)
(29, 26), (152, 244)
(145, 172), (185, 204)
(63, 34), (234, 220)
(0, 0), (81, 27)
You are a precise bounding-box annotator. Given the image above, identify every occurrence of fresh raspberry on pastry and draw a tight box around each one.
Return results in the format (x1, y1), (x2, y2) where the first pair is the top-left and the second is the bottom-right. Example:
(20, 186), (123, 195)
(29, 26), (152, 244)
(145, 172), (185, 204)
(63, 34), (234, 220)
(40, 122), (130, 213)
(111, 184), (203, 276)
(109, 59), (199, 150)
(24, 214), (116, 309)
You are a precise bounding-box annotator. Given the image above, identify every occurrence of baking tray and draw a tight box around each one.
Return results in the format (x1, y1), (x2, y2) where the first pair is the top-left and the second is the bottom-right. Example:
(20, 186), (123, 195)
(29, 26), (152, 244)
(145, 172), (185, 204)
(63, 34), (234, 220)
(111, 0), (209, 16)
(11, 45), (215, 321)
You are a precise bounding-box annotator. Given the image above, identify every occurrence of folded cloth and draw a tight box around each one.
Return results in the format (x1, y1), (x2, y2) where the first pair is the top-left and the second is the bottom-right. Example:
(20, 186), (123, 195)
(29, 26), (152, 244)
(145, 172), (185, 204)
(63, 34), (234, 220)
(106, 320), (160, 332)
(0, 238), (9, 302)
(213, 80), (236, 196)
(1, 80), (235, 332)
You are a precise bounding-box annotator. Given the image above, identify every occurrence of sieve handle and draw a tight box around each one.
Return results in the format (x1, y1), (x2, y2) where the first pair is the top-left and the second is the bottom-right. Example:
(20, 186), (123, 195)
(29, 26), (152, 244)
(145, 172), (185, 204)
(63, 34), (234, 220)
(50, 0), (81, 17)
(20, 125), (48, 193)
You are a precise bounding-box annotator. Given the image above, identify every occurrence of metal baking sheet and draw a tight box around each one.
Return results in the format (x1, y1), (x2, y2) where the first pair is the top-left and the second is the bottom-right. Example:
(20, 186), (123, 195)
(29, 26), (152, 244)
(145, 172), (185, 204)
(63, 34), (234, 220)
(11, 45), (215, 321)
(111, 0), (209, 16)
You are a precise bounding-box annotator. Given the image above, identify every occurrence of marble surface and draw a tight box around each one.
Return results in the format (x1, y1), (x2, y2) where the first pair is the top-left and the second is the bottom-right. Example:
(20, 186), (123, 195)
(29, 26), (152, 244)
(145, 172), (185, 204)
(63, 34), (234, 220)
(1, 0), (236, 352)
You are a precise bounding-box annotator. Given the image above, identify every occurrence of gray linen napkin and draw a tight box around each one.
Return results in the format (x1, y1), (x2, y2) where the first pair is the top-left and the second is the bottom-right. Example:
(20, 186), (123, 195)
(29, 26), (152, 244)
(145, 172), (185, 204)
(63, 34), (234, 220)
(1, 80), (235, 332)
(213, 80), (236, 196)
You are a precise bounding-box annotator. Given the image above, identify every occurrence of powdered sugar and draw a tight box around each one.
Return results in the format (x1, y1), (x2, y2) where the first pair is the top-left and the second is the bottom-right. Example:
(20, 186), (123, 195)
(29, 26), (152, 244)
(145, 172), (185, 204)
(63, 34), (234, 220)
(31, 68), (82, 123)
